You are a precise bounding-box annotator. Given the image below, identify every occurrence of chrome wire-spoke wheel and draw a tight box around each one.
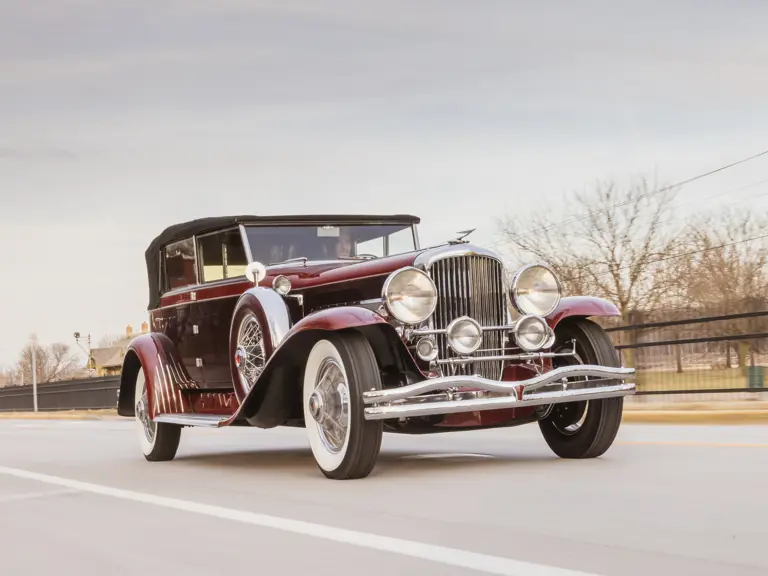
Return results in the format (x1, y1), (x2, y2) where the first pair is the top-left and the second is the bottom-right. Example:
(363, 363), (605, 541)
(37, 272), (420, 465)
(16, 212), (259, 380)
(133, 366), (181, 462)
(135, 381), (156, 444)
(236, 313), (266, 392)
(308, 358), (351, 454)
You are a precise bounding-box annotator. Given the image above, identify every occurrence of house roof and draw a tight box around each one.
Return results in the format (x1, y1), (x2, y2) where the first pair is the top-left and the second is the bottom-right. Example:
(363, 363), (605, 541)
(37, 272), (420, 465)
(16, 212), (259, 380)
(90, 347), (124, 369)
(144, 214), (421, 310)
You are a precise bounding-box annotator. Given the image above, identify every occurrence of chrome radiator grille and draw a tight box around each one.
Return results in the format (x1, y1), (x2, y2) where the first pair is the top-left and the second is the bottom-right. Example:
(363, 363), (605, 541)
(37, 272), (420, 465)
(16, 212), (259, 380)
(427, 255), (507, 379)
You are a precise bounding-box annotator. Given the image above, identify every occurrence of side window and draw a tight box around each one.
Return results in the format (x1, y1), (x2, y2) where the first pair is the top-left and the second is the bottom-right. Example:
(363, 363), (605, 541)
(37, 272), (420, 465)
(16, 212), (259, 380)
(198, 229), (248, 282)
(164, 238), (197, 290)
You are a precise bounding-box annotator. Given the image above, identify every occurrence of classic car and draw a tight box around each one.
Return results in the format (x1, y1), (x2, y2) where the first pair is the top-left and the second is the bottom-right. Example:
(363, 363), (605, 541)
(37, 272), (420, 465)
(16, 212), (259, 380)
(117, 214), (636, 479)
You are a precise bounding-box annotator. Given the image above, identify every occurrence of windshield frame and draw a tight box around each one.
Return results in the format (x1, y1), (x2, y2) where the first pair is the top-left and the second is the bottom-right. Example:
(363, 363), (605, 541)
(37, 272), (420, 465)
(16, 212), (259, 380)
(240, 220), (421, 265)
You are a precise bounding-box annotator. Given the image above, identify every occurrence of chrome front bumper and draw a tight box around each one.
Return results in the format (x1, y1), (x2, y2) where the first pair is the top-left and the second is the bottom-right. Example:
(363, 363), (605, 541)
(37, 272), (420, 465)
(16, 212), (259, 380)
(362, 364), (636, 420)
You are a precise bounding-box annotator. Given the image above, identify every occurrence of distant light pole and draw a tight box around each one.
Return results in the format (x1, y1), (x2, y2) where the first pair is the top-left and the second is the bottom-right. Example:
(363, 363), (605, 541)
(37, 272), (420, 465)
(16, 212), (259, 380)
(74, 332), (95, 376)
(32, 345), (38, 412)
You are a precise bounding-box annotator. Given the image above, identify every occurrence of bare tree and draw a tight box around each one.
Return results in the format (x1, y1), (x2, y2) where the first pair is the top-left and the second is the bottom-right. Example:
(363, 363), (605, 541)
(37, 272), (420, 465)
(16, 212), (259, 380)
(681, 207), (768, 371)
(498, 176), (685, 367)
(499, 176), (684, 318)
(16, 335), (81, 384)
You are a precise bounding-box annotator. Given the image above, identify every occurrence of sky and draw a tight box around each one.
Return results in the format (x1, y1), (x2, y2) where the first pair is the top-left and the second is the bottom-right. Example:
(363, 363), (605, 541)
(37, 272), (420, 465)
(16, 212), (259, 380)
(2, 0), (768, 367)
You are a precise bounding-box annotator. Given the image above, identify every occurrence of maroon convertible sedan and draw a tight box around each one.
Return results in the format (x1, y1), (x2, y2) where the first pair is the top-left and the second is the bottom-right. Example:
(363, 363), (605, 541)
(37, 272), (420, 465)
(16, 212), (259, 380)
(117, 214), (635, 479)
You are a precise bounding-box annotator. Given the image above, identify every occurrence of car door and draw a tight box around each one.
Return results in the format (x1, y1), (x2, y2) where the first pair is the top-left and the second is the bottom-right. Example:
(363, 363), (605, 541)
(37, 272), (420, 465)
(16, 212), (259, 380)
(160, 237), (205, 384)
(194, 227), (251, 388)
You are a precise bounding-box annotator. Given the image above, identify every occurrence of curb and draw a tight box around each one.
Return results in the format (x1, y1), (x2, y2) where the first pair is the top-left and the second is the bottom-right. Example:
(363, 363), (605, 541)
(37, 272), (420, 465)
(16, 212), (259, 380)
(622, 410), (768, 425)
(0, 410), (119, 421)
(2, 409), (768, 425)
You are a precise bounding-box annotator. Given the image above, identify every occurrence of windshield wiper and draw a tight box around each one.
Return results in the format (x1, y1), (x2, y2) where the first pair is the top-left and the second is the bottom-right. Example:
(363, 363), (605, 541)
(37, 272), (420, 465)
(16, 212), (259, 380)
(337, 254), (378, 260)
(267, 256), (308, 266)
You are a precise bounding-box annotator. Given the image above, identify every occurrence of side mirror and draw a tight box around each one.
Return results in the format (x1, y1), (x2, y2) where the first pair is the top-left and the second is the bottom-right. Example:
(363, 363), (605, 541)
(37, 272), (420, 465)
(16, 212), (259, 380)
(245, 261), (267, 285)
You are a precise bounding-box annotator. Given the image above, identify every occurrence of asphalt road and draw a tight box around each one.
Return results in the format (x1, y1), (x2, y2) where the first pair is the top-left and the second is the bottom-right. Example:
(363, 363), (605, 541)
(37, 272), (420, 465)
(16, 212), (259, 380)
(0, 417), (765, 575)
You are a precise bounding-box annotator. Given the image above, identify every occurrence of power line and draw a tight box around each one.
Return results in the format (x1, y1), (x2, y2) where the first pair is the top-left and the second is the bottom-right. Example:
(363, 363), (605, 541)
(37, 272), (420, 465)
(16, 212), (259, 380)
(587, 231), (768, 280)
(495, 148), (768, 247)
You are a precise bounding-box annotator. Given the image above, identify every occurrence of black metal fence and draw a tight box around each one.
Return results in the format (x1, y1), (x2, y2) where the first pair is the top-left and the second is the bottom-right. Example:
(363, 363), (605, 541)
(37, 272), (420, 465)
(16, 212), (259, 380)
(1, 307), (766, 412)
(0, 375), (120, 412)
(604, 306), (767, 396)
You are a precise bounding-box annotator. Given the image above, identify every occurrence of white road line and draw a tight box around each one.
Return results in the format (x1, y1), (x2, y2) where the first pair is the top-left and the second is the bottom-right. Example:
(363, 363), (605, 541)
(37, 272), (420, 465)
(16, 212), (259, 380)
(0, 465), (600, 576)
(0, 488), (78, 504)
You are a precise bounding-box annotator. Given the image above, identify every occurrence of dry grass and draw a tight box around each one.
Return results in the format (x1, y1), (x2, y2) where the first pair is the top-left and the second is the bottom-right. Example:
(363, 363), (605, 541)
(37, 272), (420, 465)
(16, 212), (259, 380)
(636, 367), (764, 392)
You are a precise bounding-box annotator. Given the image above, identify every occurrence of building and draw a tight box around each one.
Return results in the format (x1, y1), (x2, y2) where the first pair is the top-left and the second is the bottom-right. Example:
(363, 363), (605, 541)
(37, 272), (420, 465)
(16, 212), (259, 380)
(89, 322), (148, 376)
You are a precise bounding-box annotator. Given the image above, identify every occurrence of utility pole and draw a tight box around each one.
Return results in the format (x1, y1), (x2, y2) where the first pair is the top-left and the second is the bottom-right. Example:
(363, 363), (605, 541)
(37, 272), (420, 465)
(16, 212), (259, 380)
(32, 345), (38, 412)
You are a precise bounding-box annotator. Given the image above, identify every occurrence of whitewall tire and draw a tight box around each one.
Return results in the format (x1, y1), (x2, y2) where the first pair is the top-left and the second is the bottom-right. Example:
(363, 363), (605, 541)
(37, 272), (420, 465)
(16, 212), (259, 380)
(302, 333), (383, 480)
(134, 367), (181, 462)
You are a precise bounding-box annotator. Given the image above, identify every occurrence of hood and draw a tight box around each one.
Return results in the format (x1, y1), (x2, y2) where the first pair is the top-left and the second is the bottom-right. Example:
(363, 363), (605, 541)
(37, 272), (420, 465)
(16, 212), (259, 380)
(258, 250), (422, 292)
(256, 242), (505, 295)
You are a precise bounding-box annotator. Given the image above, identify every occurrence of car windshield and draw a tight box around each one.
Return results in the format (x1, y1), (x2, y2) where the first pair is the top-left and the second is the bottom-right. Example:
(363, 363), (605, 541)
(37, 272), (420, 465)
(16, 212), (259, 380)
(243, 223), (417, 264)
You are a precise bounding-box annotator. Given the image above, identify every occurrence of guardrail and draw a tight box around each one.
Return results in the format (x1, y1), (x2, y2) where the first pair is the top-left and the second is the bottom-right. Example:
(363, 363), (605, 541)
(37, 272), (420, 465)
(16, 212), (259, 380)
(0, 376), (120, 412)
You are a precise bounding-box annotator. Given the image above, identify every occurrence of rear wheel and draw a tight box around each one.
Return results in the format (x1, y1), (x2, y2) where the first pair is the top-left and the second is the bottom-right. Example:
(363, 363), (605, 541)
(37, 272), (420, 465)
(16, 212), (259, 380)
(538, 318), (624, 459)
(134, 368), (181, 462)
(302, 333), (383, 480)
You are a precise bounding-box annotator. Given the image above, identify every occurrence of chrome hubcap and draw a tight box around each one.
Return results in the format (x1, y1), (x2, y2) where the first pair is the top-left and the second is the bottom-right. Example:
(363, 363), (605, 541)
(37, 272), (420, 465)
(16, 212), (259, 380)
(236, 315), (266, 391)
(310, 358), (350, 454)
(308, 391), (324, 421)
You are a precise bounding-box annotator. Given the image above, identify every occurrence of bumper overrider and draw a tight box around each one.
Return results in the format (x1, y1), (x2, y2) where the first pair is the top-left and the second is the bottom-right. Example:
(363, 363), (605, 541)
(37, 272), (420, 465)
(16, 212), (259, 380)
(362, 364), (636, 420)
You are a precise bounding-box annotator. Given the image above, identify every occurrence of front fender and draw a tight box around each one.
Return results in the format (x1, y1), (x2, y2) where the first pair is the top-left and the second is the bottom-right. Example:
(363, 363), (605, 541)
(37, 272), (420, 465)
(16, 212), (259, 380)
(546, 296), (621, 330)
(291, 305), (391, 333)
(117, 332), (195, 418)
(237, 306), (420, 427)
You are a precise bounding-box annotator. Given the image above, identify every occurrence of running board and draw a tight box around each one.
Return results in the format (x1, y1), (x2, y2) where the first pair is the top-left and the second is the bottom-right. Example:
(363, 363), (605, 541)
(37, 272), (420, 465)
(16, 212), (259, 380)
(153, 414), (231, 427)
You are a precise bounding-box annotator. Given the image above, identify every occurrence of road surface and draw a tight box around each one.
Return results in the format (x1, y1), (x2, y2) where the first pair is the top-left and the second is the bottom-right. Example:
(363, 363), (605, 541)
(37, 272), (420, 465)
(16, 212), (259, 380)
(0, 418), (765, 575)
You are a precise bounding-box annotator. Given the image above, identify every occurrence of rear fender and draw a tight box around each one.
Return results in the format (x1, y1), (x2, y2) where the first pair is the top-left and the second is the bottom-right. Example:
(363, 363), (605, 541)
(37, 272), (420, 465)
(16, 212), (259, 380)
(237, 306), (421, 427)
(117, 332), (196, 418)
(546, 296), (621, 330)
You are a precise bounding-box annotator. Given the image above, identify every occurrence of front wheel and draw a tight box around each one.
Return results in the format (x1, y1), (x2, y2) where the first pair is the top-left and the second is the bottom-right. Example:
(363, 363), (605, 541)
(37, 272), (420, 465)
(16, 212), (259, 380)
(538, 318), (624, 459)
(302, 333), (383, 480)
(134, 368), (181, 462)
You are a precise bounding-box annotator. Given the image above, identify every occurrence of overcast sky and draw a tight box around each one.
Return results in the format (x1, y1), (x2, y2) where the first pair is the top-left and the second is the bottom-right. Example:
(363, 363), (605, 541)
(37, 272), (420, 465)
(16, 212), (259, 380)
(2, 0), (768, 367)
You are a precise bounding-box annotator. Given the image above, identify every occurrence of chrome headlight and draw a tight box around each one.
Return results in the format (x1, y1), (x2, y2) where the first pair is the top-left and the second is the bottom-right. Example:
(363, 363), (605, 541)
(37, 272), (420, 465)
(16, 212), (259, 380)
(446, 316), (483, 355)
(382, 267), (438, 325)
(510, 264), (561, 317)
(514, 314), (551, 352)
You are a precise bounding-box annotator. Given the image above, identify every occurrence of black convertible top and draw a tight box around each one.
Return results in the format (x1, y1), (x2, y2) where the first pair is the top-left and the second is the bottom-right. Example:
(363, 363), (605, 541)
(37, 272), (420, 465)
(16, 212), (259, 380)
(144, 214), (420, 309)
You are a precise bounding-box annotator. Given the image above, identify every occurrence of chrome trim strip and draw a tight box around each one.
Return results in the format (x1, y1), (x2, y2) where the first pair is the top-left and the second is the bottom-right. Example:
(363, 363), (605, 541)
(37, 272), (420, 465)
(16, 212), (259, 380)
(157, 291), (248, 310)
(363, 383), (635, 420)
(409, 323), (515, 336)
(362, 364), (635, 404)
(435, 348), (578, 365)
